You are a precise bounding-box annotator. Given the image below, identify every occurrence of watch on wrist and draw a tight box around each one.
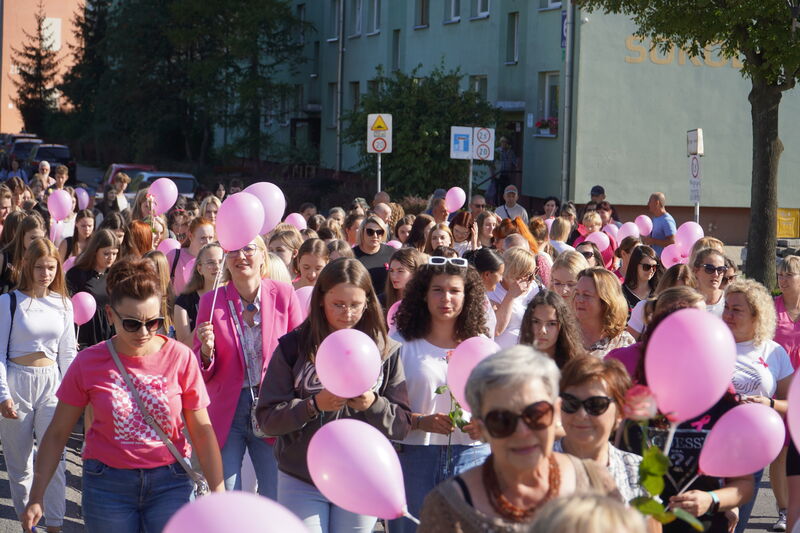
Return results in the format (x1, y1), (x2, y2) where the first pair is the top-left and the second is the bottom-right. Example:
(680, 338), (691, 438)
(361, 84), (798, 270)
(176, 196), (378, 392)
(706, 490), (720, 515)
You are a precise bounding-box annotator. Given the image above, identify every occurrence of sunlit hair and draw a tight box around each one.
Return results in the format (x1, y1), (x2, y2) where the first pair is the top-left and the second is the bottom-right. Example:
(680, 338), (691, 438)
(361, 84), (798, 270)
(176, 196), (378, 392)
(654, 263), (696, 293)
(143, 250), (174, 330)
(17, 238), (67, 299)
(183, 243), (223, 294)
(300, 228), (319, 240)
(223, 235), (268, 281)
(293, 238), (330, 277)
(106, 258), (162, 307)
(265, 252), (292, 283)
(623, 245), (662, 291)
(357, 215), (388, 249)
(779, 255), (800, 276)
(576, 241), (603, 267)
(73, 229), (120, 272)
(448, 212), (475, 243)
(475, 211), (499, 245)
(528, 218), (548, 244)
(494, 217), (538, 252)
(9, 213), (46, 284)
(268, 229), (304, 269)
(502, 247), (537, 282)
(387, 202), (405, 231)
(384, 247), (425, 309)
(307, 214), (326, 232)
(550, 250), (589, 284)
(181, 216), (214, 248)
(199, 195), (221, 219)
(121, 220), (153, 258)
(130, 188), (151, 221)
(581, 211), (601, 227)
(577, 267), (628, 338)
(424, 223), (454, 254)
(614, 236), (641, 258)
(327, 239), (355, 260)
(529, 494), (646, 533)
(299, 258), (389, 360)
(394, 215), (416, 242)
(99, 211), (126, 234)
(395, 262), (486, 341)
(406, 213), (435, 252)
(692, 247), (726, 270)
(519, 290), (586, 369)
(560, 356), (631, 410)
(318, 218), (344, 241)
(549, 217), (571, 243)
(725, 278), (776, 346)
(688, 236), (725, 266)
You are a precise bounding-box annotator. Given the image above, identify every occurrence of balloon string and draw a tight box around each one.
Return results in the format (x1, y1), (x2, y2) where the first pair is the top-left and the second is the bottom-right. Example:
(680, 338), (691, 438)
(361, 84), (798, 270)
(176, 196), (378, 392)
(664, 472), (701, 512)
(662, 421), (678, 457)
(403, 512), (421, 525)
(206, 252), (227, 359)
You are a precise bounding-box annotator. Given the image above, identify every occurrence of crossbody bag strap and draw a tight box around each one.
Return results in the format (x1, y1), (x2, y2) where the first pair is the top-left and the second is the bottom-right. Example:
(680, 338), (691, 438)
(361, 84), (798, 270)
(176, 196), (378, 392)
(104, 339), (203, 483)
(6, 291), (16, 357)
(227, 300), (257, 403)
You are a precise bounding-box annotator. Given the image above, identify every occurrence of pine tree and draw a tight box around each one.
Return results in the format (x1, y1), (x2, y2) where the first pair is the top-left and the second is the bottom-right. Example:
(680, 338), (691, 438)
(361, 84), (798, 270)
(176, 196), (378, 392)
(11, 0), (60, 134)
(61, 0), (111, 117)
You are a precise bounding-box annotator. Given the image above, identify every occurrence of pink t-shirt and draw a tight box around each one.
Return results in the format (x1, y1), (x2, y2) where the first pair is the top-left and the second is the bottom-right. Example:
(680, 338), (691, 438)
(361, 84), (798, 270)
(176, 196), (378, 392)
(775, 296), (800, 370)
(165, 248), (196, 296)
(57, 337), (209, 469)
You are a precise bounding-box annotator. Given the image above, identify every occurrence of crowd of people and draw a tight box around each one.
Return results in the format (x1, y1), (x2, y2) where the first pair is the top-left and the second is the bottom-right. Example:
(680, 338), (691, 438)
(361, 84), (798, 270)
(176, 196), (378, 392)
(0, 172), (794, 533)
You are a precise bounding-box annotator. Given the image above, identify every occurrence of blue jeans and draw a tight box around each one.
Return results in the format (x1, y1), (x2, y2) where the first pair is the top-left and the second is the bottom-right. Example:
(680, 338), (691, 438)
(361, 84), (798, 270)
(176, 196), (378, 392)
(82, 459), (192, 533)
(277, 471), (377, 533)
(734, 468), (764, 533)
(388, 443), (490, 533)
(221, 387), (278, 498)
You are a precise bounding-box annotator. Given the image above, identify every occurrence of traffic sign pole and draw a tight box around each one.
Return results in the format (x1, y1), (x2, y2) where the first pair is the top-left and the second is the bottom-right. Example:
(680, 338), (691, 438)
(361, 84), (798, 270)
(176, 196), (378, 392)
(468, 159), (473, 203)
(377, 153), (382, 193)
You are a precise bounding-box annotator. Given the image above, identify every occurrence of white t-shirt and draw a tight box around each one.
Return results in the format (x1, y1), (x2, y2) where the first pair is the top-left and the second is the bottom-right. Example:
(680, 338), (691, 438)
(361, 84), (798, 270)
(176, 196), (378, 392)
(488, 283), (539, 349)
(453, 241), (473, 257)
(392, 335), (481, 446)
(484, 295), (496, 340)
(496, 204), (529, 225)
(732, 340), (793, 397)
(628, 299), (647, 334)
(550, 240), (575, 256)
(706, 294), (725, 317)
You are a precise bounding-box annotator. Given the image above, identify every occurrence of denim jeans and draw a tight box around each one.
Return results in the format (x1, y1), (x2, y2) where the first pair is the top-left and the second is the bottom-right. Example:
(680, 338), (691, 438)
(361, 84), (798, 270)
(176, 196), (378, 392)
(388, 443), (490, 533)
(82, 459), (193, 533)
(277, 471), (377, 533)
(221, 387), (278, 498)
(734, 468), (764, 533)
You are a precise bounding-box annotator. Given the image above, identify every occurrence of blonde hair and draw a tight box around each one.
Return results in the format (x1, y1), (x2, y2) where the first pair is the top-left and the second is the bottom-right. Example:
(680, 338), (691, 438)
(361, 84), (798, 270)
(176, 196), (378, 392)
(183, 242), (223, 294)
(358, 215), (388, 248)
(549, 216), (571, 242)
(551, 250), (590, 280)
(199, 195), (221, 218)
(689, 237), (725, 266)
(502, 247), (537, 281)
(579, 267), (629, 338)
(725, 278), (777, 346)
(582, 211), (601, 227)
(222, 235), (268, 281)
(778, 255), (800, 276)
(143, 250), (174, 330)
(529, 494), (647, 533)
(424, 222), (454, 254)
(266, 252), (292, 283)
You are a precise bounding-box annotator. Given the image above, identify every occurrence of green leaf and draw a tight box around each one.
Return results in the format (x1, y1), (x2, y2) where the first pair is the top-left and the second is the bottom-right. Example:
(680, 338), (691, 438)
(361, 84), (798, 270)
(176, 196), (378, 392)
(641, 472), (665, 496)
(631, 496), (665, 516)
(640, 445), (670, 477)
(652, 512), (678, 525)
(672, 508), (704, 531)
(434, 385), (448, 395)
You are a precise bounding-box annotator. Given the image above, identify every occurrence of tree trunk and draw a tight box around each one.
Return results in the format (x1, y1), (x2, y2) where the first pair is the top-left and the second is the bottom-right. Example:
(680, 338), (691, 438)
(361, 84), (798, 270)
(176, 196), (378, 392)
(745, 81), (783, 290)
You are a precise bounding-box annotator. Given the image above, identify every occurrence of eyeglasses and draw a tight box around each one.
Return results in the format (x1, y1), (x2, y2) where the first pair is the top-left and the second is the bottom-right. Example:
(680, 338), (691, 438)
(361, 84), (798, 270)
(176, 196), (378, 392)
(551, 280), (577, 290)
(560, 393), (614, 416)
(330, 302), (366, 315)
(202, 260), (223, 268)
(579, 251), (594, 260)
(481, 401), (555, 438)
(516, 273), (535, 284)
(231, 245), (258, 257)
(701, 264), (728, 275)
(428, 256), (468, 268)
(639, 263), (657, 272)
(110, 307), (164, 333)
(365, 228), (385, 237)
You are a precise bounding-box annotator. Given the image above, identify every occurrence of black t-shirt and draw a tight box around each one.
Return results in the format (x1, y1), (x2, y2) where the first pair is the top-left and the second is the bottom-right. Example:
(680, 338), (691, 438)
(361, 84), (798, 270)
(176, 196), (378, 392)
(66, 267), (114, 349)
(175, 291), (200, 332)
(620, 395), (739, 533)
(354, 244), (394, 297)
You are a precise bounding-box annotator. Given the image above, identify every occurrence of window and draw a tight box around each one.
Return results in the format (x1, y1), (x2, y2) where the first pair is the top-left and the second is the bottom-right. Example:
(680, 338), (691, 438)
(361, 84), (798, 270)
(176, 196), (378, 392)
(368, 79), (380, 94)
(327, 83), (338, 127)
(43, 18), (62, 51)
(349, 0), (362, 36)
(415, 0), (430, 28)
(312, 41), (320, 77)
(328, 0), (341, 40)
(472, 0), (489, 18)
(538, 72), (560, 134)
(297, 4), (306, 44)
(367, 0), (381, 33)
(294, 84), (304, 115)
(540, 0), (562, 8)
(350, 82), (361, 110)
(469, 75), (488, 100)
(391, 30), (401, 70)
(444, 0), (460, 22)
(506, 12), (519, 63)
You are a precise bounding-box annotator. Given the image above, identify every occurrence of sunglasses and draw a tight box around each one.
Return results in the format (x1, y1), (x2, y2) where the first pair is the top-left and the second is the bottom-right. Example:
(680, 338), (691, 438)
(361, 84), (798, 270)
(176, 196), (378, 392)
(723, 274), (738, 284)
(482, 401), (554, 438)
(701, 264), (728, 275)
(110, 307), (164, 333)
(639, 263), (657, 272)
(428, 256), (468, 268)
(579, 251), (595, 260)
(365, 228), (385, 237)
(560, 393), (613, 416)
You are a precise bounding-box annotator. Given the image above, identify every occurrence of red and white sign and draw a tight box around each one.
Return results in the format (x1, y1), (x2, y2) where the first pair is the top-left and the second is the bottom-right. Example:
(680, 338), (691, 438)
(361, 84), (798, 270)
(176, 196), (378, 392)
(472, 127), (495, 161)
(367, 113), (392, 154)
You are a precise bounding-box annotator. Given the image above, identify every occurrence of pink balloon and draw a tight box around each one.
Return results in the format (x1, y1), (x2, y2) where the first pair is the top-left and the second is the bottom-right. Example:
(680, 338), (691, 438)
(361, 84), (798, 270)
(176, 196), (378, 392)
(216, 192), (265, 251)
(164, 491), (307, 533)
(157, 238), (181, 255)
(616, 221), (640, 243)
(645, 309), (736, 423)
(444, 187), (466, 212)
(544, 218), (554, 233)
(295, 285), (314, 320)
(787, 371), (800, 451)
(699, 404), (784, 477)
(47, 190), (72, 221)
(602, 224), (619, 240)
(635, 215), (653, 237)
(71, 292), (97, 326)
(447, 337), (501, 412)
(75, 187), (90, 210)
(386, 300), (401, 335)
(63, 256), (75, 272)
(386, 240), (401, 249)
(316, 329), (381, 398)
(308, 419), (407, 519)
(244, 182), (286, 234)
(661, 243), (685, 269)
(284, 212), (307, 230)
(49, 220), (64, 243)
(675, 221), (704, 253)
(148, 178), (178, 216)
(585, 231), (610, 252)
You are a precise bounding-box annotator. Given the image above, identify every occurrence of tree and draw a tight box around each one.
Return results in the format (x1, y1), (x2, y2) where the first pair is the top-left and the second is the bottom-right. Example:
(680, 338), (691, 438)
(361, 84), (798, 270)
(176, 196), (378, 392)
(343, 64), (501, 198)
(575, 0), (800, 289)
(11, 1), (59, 135)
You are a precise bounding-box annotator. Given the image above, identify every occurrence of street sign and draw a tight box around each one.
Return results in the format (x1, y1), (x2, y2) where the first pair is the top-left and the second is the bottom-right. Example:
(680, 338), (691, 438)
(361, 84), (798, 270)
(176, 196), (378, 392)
(687, 128), (704, 156)
(688, 154), (701, 204)
(367, 113), (392, 153)
(473, 127), (495, 161)
(450, 126), (472, 159)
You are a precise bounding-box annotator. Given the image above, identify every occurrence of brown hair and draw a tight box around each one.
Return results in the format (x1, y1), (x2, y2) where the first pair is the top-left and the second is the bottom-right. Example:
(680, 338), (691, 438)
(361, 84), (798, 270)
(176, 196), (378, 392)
(406, 213), (435, 252)
(623, 245), (662, 291)
(578, 267), (629, 338)
(384, 247), (426, 309)
(122, 220), (153, 258)
(9, 213), (46, 284)
(73, 229), (120, 272)
(519, 290), (586, 369)
(326, 239), (355, 260)
(66, 209), (96, 257)
(0, 210), (26, 250)
(17, 238), (68, 299)
(293, 238), (330, 274)
(106, 258), (162, 306)
(528, 218), (549, 244)
(183, 243), (223, 294)
(424, 223), (454, 254)
(494, 217), (538, 253)
(448, 212), (475, 243)
(560, 355), (632, 408)
(614, 236), (642, 258)
(143, 250), (174, 330)
(654, 263), (696, 293)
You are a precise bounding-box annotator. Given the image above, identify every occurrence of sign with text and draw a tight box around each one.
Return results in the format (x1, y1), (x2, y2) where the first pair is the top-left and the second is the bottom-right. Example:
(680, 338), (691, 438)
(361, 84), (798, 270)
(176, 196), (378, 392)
(473, 127), (495, 161)
(688, 154), (701, 204)
(367, 113), (392, 153)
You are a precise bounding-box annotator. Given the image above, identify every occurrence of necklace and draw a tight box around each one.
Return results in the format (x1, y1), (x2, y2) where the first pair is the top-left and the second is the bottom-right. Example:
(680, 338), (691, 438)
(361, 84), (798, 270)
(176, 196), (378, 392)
(482, 454), (560, 523)
(240, 296), (257, 312)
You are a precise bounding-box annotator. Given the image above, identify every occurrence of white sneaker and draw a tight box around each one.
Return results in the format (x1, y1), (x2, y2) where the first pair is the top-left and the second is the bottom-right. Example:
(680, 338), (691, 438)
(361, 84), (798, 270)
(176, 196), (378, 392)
(773, 509), (787, 532)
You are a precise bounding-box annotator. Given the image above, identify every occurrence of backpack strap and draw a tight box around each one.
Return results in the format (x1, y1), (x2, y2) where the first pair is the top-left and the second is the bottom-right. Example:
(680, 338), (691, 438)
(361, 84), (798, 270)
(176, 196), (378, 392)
(170, 249), (181, 280)
(6, 291), (16, 357)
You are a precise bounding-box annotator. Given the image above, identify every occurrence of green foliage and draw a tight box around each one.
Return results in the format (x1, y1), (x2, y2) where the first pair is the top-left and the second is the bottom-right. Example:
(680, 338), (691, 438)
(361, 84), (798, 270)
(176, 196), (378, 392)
(434, 385), (448, 395)
(11, 1), (59, 135)
(342, 64), (502, 198)
(639, 444), (669, 496)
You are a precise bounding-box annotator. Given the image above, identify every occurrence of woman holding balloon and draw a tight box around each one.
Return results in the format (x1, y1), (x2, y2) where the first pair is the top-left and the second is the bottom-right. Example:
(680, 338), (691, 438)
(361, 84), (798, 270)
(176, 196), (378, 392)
(173, 242), (223, 347)
(257, 258), (412, 532)
(390, 256), (491, 533)
(0, 238), (76, 532)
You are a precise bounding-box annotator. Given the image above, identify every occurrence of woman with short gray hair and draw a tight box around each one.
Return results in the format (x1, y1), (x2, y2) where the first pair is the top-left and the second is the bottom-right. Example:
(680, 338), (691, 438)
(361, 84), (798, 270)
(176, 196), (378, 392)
(419, 346), (620, 532)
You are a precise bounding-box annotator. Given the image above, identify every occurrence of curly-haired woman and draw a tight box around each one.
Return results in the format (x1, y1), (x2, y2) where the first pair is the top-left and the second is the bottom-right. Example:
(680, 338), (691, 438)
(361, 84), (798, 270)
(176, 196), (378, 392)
(389, 257), (491, 533)
(519, 290), (586, 369)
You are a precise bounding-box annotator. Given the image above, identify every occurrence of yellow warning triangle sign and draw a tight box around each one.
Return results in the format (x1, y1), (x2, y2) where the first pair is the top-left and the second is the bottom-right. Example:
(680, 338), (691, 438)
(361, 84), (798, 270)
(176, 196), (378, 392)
(371, 115), (389, 131)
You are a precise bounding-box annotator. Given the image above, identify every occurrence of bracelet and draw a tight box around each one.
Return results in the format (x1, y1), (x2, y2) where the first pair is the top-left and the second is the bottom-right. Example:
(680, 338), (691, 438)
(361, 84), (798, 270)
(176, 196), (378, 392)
(770, 397), (775, 409)
(412, 414), (422, 430)
(706, 490), (720, 515)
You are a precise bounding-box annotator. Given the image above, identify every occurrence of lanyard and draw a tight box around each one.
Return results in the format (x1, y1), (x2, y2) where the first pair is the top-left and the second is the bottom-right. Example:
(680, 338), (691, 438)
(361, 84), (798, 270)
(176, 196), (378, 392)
(227, 300), (257, 403)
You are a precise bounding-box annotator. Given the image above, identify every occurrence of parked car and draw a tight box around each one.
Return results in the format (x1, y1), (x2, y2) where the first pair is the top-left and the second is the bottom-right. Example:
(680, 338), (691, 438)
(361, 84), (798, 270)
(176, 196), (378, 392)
(9, 139), (43, 168)
(125, 171), (199, 202)
(102, 163), (156, 187)
(24, 144), (78, 185)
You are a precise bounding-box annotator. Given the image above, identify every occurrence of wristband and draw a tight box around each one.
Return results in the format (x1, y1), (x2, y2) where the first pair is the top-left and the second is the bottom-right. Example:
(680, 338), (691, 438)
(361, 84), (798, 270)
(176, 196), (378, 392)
(706, 490), (720, 515)
(770, 397), (775, 409)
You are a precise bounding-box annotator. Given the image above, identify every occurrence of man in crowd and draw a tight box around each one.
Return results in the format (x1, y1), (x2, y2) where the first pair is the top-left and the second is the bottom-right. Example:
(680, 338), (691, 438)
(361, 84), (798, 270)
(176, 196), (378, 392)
(643, 191), (676, 257)
(469, 194), (487, 220)
(496, 185), (529, 224)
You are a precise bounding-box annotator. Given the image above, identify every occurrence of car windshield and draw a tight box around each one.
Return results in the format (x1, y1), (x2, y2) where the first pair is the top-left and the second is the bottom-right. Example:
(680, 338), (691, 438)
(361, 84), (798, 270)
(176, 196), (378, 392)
(13, 142), (40, 157)
(35, 147), (70, 160)
(131, 175), (195, 195)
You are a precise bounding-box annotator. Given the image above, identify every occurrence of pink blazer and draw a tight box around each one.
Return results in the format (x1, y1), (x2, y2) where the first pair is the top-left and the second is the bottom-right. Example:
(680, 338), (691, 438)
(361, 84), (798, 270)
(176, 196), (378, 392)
(194, 279), (303, 447)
